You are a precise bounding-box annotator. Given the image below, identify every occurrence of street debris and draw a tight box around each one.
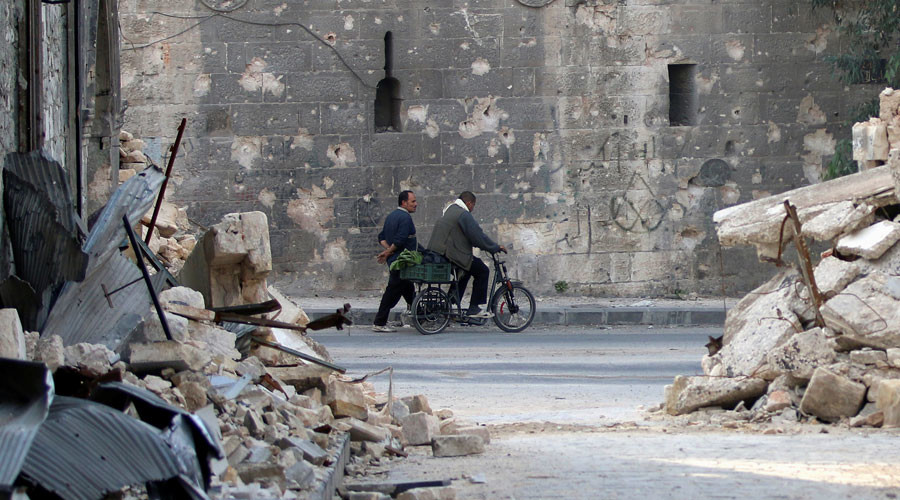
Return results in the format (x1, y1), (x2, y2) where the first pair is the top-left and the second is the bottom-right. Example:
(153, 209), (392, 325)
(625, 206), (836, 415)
(665, 87), (900, 428)
(0, 135), (484, 498)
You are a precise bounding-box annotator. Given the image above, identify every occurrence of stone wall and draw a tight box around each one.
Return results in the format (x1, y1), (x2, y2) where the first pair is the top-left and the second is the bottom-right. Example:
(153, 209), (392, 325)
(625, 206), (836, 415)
(118, 0), (881, 297)
(0, 0), (22, 156)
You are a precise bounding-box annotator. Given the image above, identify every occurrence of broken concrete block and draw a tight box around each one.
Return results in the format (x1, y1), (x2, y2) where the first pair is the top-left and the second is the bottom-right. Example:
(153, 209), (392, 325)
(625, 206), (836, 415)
(821, 272), (900, 349)
(0, 309), (26, 359)
(802, 201), (876, 241)
(664, 375), (767, 416)
(836, 220), (900, 260)
(34, 334), (65, 372)
(179, 211), (272, 307)
(400, 412), (441, 446)
(267, 286), (310, 326)
(188, 323), (240, 360)
(128, 341), (212, 372)
(285, 459), (315, 489)
(799, 368), (867, 422)
(452, 426), (491, 444)
(764, 390), (792, 412)
(64, 342), (116, 374)
(766, 327), (836, 381)
(390, 400), (410, 424)
(326, 379), (368, 420)
(24, 331), (38, 360)
(876, 379), (900, 427)
(433, 408), (454, 419)
(888, 348), (900, 367)
(813, 257), (860, 299)
(346, 417), (392, 443)
(235, 462), (285, 488)
(402, 394), (433, 415)
(180, 381), (209, 412)
(850, 348), (888, 366)
(227, 445), (250, 466)
(853, 120), (889, 162)
(160, 286), (206, 309)
(850, 403), (885, 428)
(712, 270), (807, 377)
(714, 165), (897, 259)
(396, 487), (457, 500)
(431, 435), (484, 457)
(275, 437), (327, 466)
(349, 493), (392, 500)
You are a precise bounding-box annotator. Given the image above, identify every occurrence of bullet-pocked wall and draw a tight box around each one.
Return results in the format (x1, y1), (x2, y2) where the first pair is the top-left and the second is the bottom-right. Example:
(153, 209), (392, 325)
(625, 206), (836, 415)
(118, 0), (878, 297)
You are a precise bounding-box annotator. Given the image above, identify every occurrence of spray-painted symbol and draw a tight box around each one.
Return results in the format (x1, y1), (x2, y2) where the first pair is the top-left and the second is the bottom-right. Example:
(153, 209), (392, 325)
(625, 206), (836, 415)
(609, 173), (666, 232)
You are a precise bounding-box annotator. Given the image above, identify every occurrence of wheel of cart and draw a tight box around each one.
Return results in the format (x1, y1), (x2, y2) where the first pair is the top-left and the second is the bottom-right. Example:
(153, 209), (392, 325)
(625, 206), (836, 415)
(487, 251), (535, 332)
(401, 262), (454, 335)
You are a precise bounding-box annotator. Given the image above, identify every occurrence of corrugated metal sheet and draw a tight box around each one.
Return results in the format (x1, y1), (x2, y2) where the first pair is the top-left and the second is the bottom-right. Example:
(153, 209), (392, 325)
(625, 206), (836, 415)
(0, 360), (53, 490)
(2, 153), (89, 330)
(83, 165), (165, 271)
(20, 396), (208, 500)
(42, 249), (167, 352)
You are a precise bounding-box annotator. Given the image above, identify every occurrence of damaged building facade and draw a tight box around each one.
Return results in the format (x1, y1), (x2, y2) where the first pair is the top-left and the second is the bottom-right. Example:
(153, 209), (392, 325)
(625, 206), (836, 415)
(117, 0), (881, 297)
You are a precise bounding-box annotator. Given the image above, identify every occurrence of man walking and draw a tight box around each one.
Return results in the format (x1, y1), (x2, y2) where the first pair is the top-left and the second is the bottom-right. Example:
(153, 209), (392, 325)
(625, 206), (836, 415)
(372, 190), (418, 332)
(428, 191), (505, 319)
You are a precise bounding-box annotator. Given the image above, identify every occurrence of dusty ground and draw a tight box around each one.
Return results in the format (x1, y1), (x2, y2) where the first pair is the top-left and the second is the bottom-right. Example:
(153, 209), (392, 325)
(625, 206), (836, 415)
(317, 326), (900, 499)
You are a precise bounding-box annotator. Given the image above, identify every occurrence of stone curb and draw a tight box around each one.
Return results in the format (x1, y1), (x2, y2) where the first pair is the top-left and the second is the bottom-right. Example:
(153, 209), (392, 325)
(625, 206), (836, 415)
(307, 306), (727, 328)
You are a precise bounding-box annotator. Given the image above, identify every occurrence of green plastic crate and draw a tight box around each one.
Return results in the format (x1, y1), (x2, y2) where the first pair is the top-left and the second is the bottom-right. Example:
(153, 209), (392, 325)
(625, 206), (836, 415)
(399, 263), (452, 283)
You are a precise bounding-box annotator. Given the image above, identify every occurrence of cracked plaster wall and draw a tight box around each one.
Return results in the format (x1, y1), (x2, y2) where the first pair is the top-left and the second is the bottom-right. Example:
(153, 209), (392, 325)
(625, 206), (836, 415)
(118, 0), (882, 297)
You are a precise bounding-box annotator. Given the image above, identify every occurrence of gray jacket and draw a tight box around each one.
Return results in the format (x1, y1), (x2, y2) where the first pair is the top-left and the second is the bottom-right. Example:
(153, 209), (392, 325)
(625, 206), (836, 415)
(427, 204), (500, 271)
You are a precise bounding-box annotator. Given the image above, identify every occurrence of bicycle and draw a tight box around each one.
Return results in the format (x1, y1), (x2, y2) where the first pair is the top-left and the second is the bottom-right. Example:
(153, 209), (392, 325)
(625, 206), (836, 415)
(401, 251), (536, 335)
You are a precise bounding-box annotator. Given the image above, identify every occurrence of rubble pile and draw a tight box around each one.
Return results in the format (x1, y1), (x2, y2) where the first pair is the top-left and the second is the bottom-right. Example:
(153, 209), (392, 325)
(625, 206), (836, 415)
(665, 88), (900, 428)
(0, 162), (486, 500)
(119, 129), (197, 275)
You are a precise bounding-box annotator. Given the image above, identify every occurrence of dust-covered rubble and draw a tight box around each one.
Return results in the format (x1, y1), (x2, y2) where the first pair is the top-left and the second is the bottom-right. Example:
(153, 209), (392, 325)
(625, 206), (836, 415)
(664, 88), (900, 429)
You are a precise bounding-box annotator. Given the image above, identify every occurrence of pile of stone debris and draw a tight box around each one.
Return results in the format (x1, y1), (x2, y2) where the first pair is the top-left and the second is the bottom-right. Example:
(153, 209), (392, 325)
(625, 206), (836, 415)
(664, 88), (900, 428)
(0, 147), (487, 499)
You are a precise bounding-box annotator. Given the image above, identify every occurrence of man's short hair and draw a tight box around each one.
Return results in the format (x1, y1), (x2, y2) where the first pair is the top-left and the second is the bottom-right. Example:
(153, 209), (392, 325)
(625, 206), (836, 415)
(459, 191), (476, 204)
(398, 190), (414, 206)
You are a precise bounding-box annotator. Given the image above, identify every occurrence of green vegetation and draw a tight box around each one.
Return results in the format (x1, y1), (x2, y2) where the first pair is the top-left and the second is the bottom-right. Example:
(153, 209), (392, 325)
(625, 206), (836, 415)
(554, 280), (569, 294)
(811, 0), (900, 178)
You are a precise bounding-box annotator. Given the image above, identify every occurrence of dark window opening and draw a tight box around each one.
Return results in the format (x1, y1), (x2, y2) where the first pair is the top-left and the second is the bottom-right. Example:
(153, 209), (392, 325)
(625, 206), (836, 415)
(668, 64), (698, 126)
(375, 32), (401, 132)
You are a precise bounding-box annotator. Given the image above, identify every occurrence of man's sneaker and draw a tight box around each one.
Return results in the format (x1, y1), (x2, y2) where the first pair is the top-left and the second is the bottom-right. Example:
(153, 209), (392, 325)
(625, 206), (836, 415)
(466, 305), (493, 319)
(372, 324), (397, 333)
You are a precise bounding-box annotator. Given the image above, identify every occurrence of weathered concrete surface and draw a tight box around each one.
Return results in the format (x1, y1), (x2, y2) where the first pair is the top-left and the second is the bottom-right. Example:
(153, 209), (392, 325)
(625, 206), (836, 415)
(431, 435), (485, 457)
(876, 379), (900, 427)
(821, 272), (900, 349)
(799, 367), (866, 422)
(766, 327), (836, 381)
(813, 257), (860, 299)
(0, 308), (26, 359)
(836, 220), (900, 260)
(117, 0), (866, 298)
(664, 375), (767, 416)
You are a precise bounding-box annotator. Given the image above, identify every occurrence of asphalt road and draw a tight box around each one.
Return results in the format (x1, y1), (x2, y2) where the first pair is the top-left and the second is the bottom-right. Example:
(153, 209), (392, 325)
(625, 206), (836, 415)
(313, 325), (900, 499)
(313, 324), (710, 424)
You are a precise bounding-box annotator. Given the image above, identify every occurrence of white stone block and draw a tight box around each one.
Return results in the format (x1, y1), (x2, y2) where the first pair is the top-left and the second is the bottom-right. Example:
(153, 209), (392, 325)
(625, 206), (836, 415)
(836, 220), (900, 260)
(0, 309), (26, 359)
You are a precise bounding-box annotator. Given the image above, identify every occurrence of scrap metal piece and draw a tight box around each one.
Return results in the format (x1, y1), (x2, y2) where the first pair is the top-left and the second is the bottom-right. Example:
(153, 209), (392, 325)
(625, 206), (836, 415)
(42, 249), (167, 351)
(123, 214), (173, 340)
(0, 360), (53, 491)
(164, 302), (308, 331)
(145, 118), (187, 245)
(209, 299), (281, 316)
(784, 200), (826, 327)
(83, 165), (165, 271)
(251, 337), (347, 373)
(2, 152), (89, 330)
(344, 479), (451, 496)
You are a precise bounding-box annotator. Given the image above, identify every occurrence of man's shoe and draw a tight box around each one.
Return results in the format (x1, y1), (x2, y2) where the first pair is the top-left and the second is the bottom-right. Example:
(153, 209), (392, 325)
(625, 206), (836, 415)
(466, 306), (493, 319)
(372, 324), (397, 333)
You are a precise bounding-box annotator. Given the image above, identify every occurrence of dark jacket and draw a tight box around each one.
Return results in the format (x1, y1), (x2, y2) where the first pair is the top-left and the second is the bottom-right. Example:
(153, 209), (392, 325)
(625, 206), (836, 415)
(378, 208), (417, 265)
(427, 203), (500, 271)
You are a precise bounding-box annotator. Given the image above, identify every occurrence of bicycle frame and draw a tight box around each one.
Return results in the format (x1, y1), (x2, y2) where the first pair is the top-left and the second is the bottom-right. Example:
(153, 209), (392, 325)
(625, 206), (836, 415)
(443, 252), (520, 320)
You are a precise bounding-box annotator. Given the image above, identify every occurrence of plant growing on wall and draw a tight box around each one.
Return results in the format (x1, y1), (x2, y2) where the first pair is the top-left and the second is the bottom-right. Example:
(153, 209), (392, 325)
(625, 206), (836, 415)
(812, 0), (900, 179)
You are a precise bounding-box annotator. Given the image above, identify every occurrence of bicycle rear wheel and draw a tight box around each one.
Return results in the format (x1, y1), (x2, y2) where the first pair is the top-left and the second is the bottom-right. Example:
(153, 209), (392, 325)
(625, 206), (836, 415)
(491, 283), (535, 333)
(411, 287), (451, 335)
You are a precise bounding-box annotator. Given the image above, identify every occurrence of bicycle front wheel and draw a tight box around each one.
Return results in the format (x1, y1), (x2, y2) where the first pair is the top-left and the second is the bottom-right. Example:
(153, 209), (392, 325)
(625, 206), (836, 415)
(411, 287), (451, 335)
(491, 283), (535, 333)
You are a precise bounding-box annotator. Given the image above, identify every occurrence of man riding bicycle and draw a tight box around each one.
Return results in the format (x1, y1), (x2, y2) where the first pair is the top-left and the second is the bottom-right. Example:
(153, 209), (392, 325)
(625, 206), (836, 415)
(427, 191), (506, 319)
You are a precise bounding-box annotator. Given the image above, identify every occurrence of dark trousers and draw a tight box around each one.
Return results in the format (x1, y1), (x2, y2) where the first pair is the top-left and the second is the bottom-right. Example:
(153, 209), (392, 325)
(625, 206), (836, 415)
(454, 256), (490, 308)
(374, 269), (415, 326)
